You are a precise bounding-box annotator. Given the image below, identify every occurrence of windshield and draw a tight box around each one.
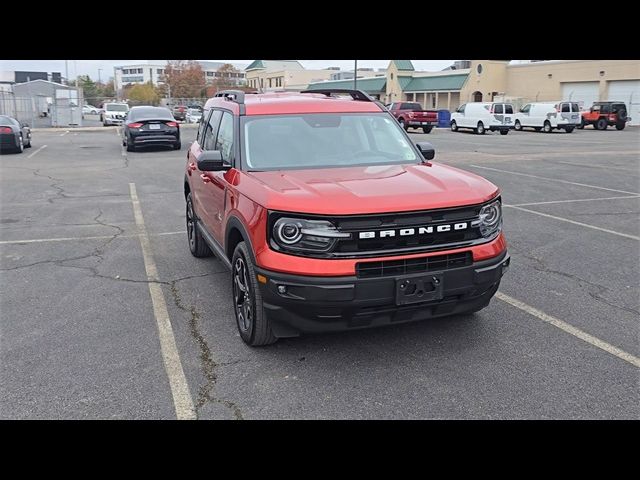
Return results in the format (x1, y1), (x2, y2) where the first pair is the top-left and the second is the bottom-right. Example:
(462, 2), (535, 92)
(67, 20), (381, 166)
(105, 104), (128, 112)
(242, 113), (419, 171)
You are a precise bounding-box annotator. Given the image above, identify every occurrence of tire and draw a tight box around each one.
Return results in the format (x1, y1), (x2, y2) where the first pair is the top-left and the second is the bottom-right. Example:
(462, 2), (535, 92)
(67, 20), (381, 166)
(499, 129), (509, 135)
(399, 119), (408, 131)
(450, 120), (458, 132)
(173, 142), (181, 150)
(422, 126), (433, 134)
(15, 135), (24, 154)
(596, 117), (607, 130)
(126, 142), (135, 152)
(186, 192), (212, 258)
(534, 127), (542, 132)
(232, 242), (276, 346)
(615, 122), (626, 131)
(476, 122), (485, 135)
(577, 117), (585, 129)
(25, 136), (32, 148)
(543, 121), (552, 133)
(514, 120), (522, 131)
(565, 126), (575, 133)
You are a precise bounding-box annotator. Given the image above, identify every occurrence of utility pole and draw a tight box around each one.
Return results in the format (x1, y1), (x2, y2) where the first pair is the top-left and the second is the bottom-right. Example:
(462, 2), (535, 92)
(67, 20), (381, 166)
(74, 61), (78, 88)
(354, 60), (357, 90)
(98, 68), (102, 85)
(65, 60), (69, 85)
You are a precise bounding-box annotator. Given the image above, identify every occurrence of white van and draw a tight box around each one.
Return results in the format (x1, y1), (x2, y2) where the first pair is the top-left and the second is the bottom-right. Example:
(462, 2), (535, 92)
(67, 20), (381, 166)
(102, 102), (130, 126)
(450, 102), (514, 135)
(514, 101), (581, 133)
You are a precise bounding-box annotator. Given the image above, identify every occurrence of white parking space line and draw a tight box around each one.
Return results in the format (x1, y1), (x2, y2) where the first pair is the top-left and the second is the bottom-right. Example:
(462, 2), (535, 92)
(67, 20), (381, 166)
(469, 165), (640, 196)
(496, 292), (640, 368)
(59, 130), (69, 137)
(0, 231), (185, 245)
(509, 195), (640, 207)
(27, 145), (47, 159)
(504, 205), (640, 241)
(555, 160), (640, 173)
(129, 183), (196, 420)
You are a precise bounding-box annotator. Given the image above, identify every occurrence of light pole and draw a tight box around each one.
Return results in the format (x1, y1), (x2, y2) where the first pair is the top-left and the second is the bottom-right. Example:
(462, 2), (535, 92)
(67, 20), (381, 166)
(98, 68), (102, 85)
(354, 60), (357, 90)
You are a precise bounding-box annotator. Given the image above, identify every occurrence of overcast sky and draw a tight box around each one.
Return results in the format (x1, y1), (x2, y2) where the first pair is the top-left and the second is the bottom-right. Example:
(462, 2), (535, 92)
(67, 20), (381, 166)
(0, 60), (469, 81)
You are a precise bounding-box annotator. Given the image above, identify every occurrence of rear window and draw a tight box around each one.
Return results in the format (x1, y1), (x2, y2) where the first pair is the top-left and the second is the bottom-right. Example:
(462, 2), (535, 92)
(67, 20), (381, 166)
(129, 107), (172, 121)
(505, 104), (513, 114)
(571, 103), (580, 112)
(494, 104), (503, 114)
(401, 103), (422, 111)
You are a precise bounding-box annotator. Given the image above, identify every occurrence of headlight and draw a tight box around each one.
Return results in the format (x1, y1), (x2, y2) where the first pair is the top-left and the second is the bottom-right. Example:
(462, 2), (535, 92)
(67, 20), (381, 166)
(272, 217), (350, 253)
(477, 199), (502, 237)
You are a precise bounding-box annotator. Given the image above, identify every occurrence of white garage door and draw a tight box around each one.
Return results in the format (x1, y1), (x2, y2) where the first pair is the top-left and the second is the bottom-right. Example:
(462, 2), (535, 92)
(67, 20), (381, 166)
(562, 82), (599, 110)
(608, 80), (640, 126)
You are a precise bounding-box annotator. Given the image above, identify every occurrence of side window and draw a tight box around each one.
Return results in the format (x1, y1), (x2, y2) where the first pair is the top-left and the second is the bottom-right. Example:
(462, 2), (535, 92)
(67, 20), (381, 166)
(215, 112), (234, 164)
(202, 110), (222, 151)
(520, 104), (531, 113)
(561, 103), (570, 112)
(571, 103), (580, 112)
(457, 104), (466, 114)
(505, 104), (513, 114)
(196, 109), (209, 144)
(494, 104), (504, 114)
(600, 104), (610, 114)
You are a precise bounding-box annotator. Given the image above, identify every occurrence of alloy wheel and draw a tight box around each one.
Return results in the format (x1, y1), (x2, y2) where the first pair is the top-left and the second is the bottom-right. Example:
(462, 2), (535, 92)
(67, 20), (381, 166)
(233, 257), (252, 332)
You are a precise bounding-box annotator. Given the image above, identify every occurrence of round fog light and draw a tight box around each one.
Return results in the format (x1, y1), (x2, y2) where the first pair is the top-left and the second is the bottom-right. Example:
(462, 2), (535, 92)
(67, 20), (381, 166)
(277, 285), (287, 294)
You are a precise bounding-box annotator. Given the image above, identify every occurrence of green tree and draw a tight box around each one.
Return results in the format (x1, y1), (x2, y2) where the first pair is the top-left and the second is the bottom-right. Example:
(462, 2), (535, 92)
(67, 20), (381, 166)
(75, 75), (100, 105)
(128, 82), (160, 106)
(212, 63), (240, 91)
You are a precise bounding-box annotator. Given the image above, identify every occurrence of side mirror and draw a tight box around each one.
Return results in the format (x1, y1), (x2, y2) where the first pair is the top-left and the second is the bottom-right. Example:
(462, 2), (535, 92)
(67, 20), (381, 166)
(197, 150), (229, 171)
(416, 142), (435, 161)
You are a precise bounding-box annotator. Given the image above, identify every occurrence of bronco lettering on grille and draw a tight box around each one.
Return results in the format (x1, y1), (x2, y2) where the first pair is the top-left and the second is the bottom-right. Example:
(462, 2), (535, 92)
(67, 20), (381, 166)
(358, 222), (468, 239)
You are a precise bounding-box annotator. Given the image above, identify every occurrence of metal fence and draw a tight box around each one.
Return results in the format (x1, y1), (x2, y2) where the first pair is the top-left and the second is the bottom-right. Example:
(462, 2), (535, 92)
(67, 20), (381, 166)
(0, 89), (84, 128)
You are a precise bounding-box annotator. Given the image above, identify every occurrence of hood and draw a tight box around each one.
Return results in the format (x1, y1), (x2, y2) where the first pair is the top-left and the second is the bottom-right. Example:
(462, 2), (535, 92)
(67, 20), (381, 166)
(244, 162), (499, 215)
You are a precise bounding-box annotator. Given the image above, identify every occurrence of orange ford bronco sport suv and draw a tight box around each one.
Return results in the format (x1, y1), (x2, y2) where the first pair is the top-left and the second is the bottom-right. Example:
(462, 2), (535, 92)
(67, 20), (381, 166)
(184, 89), (509, 346)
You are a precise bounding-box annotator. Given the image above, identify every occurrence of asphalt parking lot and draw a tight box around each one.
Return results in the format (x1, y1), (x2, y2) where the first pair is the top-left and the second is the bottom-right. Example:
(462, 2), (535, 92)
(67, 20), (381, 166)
(1, 125), (638, 419)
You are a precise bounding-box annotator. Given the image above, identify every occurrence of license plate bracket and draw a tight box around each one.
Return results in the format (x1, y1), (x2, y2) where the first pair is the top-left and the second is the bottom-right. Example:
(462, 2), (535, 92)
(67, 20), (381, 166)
(149, 124), (161, 130)
(395, 273), (444, 305)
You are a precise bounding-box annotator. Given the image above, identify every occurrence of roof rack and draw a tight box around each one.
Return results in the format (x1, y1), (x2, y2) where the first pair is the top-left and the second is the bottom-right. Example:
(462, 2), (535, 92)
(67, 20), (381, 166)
(214, 90), (246, 104)
(299, 89), (375, 102)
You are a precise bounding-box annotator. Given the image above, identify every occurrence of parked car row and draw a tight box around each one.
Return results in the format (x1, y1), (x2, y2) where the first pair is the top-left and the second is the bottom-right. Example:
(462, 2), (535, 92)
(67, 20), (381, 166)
(448, 100), (630, 135)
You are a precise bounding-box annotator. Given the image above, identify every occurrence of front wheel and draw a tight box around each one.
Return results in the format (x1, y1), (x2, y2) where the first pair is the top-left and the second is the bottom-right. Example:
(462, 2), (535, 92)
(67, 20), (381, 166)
(422, 125), (433, 134)
(499, 129), (509, 135)
(543, 121), (552, 133)
(450, 120), (458, 132)
(232, 242), (277, 346)
(476, 122), (485, 135)
(514, 120), (522, 131)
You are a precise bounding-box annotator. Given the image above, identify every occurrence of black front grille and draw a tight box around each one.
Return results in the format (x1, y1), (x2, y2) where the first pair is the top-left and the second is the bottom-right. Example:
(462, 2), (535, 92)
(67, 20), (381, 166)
(333, 204), (483, 257)
(356, 252), (472, 278)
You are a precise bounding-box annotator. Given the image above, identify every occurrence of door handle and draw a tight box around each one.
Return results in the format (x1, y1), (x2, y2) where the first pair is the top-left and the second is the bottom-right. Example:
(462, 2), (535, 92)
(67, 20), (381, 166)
(200, 174), (212, 183)
(189, 162), (197, 171)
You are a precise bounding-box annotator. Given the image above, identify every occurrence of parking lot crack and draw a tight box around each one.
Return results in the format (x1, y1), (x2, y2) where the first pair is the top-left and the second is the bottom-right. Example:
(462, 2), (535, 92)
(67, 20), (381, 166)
(169, 280), (244, 420)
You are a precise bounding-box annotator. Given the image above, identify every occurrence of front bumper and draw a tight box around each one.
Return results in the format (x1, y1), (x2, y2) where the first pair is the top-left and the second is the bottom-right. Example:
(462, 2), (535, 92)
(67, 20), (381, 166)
(256, 250), (510, 337)
(104, 117), (124, 125)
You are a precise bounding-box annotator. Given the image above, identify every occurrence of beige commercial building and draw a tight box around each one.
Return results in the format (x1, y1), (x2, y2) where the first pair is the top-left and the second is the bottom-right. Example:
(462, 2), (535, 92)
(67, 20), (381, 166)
(309, 60), (640, 125)
(245, 60), (335, 91)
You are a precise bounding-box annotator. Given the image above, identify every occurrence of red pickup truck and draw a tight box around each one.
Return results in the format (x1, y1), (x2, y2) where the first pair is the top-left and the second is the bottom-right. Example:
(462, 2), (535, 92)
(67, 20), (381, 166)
(387, 102), (438, 133)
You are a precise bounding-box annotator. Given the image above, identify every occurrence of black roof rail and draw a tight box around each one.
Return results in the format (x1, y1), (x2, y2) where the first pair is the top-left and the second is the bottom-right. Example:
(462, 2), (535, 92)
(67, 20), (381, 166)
(299, 89), (375, 102)
(214, 90), (246, 104)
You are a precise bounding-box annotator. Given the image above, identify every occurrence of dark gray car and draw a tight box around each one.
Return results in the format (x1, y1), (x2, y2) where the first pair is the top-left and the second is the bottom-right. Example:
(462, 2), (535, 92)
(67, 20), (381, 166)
(0, 115), (32, 153)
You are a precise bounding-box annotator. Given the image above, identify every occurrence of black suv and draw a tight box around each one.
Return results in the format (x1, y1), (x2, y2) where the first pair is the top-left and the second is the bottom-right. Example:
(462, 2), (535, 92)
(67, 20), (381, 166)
(579, 102), (629, 130)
